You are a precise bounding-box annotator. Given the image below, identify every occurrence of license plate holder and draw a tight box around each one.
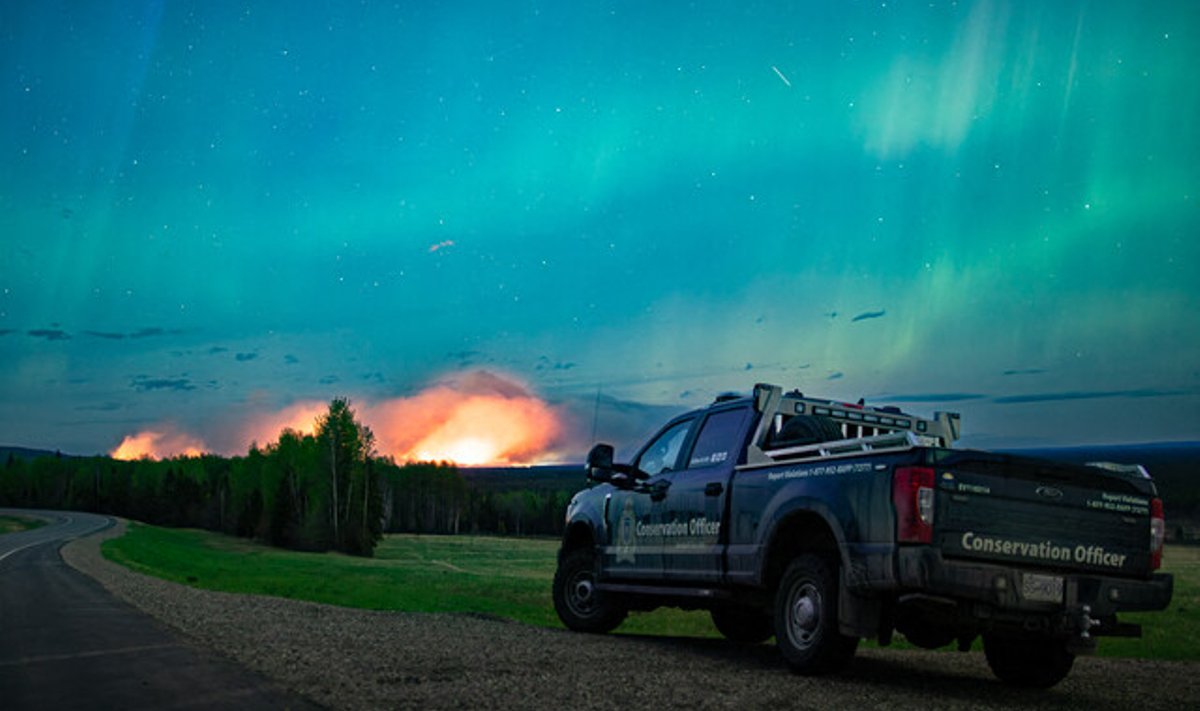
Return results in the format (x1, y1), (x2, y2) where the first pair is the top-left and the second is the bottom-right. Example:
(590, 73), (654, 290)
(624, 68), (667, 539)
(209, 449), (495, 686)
(1021, 572), (1064, 603)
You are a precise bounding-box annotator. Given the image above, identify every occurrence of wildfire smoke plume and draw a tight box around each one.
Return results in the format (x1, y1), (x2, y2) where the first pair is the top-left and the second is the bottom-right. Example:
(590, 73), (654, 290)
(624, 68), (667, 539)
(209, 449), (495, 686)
(369, 371), (565, 465)
(110, 371), (571, 466)
(111, 429), (207, 460)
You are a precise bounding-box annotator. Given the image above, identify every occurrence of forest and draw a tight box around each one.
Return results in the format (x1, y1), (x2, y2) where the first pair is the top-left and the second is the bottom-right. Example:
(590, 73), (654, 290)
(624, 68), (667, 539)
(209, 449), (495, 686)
(0, 399), (578, 556)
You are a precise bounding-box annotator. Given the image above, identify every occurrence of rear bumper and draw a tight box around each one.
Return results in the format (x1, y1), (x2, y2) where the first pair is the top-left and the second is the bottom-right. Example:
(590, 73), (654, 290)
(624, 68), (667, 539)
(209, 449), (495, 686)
(896, 547), (1173, 618)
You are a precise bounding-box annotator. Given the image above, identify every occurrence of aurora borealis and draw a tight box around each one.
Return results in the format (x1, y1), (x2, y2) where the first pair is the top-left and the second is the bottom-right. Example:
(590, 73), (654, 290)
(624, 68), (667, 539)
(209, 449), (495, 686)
(1, 2), (1197, 459)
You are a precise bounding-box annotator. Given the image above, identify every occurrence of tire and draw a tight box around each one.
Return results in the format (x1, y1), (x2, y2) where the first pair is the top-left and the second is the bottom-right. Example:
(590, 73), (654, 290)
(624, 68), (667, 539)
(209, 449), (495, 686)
(773, 555), (859, 674)
(983, 634), (1075, 688)
(553, 548), (627, 633)
(711, 605), (774, 644)
(773, 415), (844, 448)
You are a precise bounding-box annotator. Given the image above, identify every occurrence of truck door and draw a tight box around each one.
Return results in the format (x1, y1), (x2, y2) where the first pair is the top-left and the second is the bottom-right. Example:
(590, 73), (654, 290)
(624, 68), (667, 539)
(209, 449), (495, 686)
(659, 406), (750, 583)
(601, 417), (695, 580)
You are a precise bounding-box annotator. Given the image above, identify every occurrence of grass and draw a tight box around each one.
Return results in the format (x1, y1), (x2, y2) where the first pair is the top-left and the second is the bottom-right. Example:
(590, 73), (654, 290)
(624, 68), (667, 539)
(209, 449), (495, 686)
(102, 523), (716, 637)
(0, 514), (46, 534)
(1097, 545), (1199, 661)
(102, 524), (1197, 659)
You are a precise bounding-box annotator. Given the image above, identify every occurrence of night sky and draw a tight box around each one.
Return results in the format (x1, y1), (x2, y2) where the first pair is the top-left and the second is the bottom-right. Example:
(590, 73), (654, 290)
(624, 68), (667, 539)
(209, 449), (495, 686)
(2, 2), (1197, 460)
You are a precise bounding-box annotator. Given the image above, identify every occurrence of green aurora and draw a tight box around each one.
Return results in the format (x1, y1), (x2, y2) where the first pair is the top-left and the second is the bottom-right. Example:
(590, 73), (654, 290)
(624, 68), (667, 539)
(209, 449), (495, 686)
(1, 1), (1197, 455)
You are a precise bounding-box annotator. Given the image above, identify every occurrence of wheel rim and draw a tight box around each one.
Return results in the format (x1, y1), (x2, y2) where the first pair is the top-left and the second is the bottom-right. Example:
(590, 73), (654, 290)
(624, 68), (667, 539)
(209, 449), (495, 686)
(566, 568), (597, 618)
(785, 581), (822, 650)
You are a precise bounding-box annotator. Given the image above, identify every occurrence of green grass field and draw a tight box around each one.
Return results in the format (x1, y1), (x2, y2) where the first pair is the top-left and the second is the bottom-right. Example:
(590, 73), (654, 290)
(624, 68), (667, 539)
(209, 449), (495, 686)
(102, 523), (716, 637)
(0, 514), (46, 534)
(102, 523), (1198, 660)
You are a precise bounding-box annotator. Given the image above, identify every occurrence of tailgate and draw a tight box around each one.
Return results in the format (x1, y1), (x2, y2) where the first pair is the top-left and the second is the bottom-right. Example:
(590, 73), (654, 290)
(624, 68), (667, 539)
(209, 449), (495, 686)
(934, 455), (1154, 577)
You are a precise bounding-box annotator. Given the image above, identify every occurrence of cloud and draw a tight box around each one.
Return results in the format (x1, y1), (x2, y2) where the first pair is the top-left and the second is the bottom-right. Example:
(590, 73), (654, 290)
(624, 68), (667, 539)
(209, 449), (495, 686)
(130, 327), (178, 339)
(28, 329), (70, 341)
(208, 346), (229, 355)
(75, 402), (124, 412)
(1002, 368), (1046, 376)
(535, 356), (576, 371)
(0, 329), (13, 336)
(131, 377), (196, 392)
(877, 393), (987, 403)
(235, 352), (258, 362)
(851, 310), (887, 322)
(428, 239), (455, 253)
(81, 327), (181, 340)
(827, 372), (844, 380)
(992, 389), (1186, 405)
(284, 354), (299, 364)
(318, 375), (339, 385)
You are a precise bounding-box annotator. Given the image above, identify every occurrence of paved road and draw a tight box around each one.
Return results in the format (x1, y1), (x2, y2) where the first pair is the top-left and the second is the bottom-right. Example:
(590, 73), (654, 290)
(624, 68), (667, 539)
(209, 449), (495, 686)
(0, 509), (321, 710)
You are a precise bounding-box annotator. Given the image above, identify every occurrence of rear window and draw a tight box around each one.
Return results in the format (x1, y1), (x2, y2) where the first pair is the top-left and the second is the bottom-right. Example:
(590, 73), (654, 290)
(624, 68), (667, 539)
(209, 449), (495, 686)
(688, 409), (748, 468)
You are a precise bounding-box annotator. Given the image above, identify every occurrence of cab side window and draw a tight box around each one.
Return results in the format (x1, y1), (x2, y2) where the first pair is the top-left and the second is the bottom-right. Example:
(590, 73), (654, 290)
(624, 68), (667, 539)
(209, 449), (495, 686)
(688, 408), (748, 468)
(635, 420), (693, 477)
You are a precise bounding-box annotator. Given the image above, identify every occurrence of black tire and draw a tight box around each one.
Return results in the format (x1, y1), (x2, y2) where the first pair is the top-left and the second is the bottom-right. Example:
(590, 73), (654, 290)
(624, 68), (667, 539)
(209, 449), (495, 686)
(711, 605), (774, 644)
(773, 555), (859, 674)
(553, 548), (627, 633)
(983, 634), (1075, 688)
(773, 415), (844, 448)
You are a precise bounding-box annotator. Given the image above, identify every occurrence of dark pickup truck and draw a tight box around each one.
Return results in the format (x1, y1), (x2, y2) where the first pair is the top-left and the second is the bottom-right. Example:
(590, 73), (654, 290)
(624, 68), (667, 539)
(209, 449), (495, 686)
(553, 384), (1173, 687)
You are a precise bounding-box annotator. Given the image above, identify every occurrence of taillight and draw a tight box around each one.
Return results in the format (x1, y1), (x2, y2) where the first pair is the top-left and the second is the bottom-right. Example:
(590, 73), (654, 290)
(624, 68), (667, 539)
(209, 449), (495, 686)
(894, 466), (935, 543)
(1150, 497), (1165, 570)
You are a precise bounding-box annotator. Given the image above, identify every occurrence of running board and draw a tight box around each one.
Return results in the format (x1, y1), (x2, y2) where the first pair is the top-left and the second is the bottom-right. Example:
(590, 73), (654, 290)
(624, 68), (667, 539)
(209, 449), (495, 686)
(596, 582), (731, 599)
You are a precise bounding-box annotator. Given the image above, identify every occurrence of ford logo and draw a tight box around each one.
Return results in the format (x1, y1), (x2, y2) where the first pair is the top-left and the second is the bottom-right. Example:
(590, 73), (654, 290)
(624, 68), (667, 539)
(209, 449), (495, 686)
(1036, 486), (1063, 500)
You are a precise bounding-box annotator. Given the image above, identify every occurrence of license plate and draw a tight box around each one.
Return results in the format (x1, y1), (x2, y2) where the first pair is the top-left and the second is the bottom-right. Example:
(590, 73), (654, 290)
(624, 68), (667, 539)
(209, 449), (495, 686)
(1021, 573), (1064, 603)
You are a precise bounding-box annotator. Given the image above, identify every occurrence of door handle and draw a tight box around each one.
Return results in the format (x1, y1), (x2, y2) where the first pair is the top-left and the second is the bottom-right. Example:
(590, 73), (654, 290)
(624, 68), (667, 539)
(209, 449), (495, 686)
(705, 482), (724, 497)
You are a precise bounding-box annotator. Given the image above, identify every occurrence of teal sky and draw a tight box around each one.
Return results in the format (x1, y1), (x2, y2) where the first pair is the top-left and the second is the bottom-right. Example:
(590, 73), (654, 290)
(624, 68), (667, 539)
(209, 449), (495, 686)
(1, 1), (1198, 457)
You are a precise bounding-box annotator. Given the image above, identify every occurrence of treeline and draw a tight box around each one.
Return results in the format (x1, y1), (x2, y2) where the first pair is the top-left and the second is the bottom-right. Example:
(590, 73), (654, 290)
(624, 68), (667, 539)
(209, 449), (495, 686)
(0, 399), (578, 556)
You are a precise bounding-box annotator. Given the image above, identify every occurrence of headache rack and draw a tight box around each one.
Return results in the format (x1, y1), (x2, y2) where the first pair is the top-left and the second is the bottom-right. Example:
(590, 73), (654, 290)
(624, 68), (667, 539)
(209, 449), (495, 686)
(743, 383), (961, 467)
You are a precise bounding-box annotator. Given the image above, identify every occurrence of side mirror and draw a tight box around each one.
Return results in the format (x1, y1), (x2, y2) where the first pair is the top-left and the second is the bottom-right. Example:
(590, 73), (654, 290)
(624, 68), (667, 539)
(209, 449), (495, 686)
(586, 443), (615, 483)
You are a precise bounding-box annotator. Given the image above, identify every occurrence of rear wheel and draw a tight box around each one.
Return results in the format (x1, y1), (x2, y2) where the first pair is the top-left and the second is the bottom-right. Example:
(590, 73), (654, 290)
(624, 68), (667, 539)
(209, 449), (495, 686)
(553, 548), (627, 633)
(983, 634), (1075, 688)
(711, 605), (774, 644)
(773, 555), (858, 674)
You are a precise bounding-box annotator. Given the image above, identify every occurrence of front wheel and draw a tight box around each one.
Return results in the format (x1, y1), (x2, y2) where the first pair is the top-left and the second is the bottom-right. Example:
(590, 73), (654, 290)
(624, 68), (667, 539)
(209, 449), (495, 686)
(553, 548), (627, 633)
(773, 555), (858, 674)
(983, 634), (1075, 688)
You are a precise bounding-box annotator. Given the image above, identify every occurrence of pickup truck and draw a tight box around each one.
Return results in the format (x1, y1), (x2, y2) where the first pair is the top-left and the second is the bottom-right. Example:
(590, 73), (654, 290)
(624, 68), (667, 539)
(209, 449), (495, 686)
(552, 384), (1173, 688)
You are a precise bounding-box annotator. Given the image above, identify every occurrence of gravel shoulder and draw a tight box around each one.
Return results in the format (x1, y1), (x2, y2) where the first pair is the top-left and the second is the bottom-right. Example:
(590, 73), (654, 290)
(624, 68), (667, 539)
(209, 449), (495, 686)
(63, 521), (1198, 710)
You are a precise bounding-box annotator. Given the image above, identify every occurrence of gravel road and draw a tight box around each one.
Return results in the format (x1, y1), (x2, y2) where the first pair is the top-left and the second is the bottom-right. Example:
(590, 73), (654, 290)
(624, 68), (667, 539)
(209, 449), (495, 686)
(62, 522), (1197, 710)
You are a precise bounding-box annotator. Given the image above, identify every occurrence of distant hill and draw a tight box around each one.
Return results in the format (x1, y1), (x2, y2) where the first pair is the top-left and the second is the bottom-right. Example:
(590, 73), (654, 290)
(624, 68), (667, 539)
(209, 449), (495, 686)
(461, 465), (587, 496)
(0, 445), (76, 462)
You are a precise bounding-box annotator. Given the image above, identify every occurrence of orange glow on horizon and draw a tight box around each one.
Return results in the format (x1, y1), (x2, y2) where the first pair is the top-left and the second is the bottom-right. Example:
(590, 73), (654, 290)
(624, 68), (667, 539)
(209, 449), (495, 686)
(367, 374), (565, 466)
(111, 430), (207, 460)
(241, 401), (326, 449)
(111, 371), (569, 466)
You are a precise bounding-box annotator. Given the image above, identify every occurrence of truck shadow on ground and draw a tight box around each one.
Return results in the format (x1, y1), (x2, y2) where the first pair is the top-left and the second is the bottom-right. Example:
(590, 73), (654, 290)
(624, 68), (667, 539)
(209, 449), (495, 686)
(608, 632), (1138, 711)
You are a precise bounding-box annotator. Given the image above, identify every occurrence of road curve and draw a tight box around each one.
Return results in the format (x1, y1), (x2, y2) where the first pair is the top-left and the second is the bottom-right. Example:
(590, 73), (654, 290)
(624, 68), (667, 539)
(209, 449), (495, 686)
(0, 508), (321, 710)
